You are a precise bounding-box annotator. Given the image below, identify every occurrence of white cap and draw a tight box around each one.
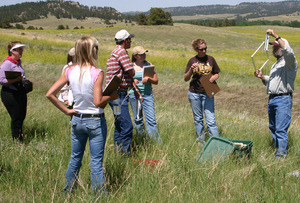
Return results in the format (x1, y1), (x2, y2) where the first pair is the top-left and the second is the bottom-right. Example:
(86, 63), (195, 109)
(10, 44), (26, 52)
(115, 29), (135, 42)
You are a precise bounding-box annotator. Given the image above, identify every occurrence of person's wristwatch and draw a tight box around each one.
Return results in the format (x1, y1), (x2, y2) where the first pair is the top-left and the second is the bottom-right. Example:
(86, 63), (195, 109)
(276, 36), (281, 41)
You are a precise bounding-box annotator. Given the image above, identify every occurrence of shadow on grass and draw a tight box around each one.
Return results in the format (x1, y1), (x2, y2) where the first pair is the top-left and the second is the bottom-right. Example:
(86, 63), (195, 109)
(288, 130), (295, 152)
(0, 163), (13, 179)
(23, 122), (48, 144)
(130, 131), (148, 155)
(266, 130), (295, 154)
(104, 131), (158, 192)
(104, 152), (128, 192)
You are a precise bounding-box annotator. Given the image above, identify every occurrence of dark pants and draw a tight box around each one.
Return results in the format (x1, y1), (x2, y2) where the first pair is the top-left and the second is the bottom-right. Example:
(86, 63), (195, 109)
(109, 91), (133, 154)
(1, 86), (27, 141)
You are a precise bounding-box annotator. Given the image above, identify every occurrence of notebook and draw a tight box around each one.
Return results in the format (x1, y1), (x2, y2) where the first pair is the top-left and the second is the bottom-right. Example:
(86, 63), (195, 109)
(142, 65), (155, 84)
(5, 71), (21, 79)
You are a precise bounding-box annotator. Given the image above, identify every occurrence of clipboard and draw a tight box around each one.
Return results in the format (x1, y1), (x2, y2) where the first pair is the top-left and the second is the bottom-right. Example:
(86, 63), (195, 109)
(103, 75), (122, 96)
(200, 73), (220, 98)
(5, 71), (21, 79)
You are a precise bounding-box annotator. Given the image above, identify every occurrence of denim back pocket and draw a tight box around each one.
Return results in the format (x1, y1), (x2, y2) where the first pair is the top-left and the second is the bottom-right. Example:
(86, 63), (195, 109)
(84, 118), (101, 130)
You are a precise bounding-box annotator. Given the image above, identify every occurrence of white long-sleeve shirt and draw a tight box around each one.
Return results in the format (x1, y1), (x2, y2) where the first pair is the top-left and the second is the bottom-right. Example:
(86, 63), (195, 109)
(263, 38), (298, 94)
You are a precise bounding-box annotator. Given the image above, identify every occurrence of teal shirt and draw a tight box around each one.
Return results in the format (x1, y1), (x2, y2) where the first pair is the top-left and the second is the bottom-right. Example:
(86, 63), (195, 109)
(128, 61), (153, 96)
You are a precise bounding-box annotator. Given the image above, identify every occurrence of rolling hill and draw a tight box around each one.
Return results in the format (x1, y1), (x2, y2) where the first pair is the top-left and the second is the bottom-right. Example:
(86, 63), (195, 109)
(1, 0), (300, 27)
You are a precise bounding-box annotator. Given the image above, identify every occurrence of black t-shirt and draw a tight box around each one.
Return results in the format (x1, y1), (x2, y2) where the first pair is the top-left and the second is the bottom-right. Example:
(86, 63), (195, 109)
(185, 55), (221, 94)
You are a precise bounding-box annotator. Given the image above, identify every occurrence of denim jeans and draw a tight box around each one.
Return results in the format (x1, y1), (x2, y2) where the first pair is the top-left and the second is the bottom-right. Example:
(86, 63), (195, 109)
(129, 94), (161, 143)
(268, 94), (292, 158)
(109, 91), (133, 153)
(188, 91), (219, 142)
(64, 116), (107, 193)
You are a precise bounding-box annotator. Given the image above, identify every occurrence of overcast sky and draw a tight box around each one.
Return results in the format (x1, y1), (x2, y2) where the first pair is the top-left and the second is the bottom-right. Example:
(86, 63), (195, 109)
(0, 0), (285, 12)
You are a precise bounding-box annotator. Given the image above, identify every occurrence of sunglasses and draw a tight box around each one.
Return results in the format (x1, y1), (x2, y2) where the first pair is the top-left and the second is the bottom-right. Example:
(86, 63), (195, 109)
(198, 47), (207, 51)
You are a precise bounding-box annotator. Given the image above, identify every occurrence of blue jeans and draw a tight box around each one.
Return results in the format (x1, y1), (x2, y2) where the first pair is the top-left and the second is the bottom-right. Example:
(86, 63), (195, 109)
(109, 91), (133, 153)
(64, 116), (107, 193)
(268, 94), (292, 157)
(129, 94), (161, 143)
(188, 91), (219, 142)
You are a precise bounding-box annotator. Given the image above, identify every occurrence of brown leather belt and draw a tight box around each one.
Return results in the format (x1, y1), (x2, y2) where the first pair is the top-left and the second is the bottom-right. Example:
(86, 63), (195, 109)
(269, 93), (292, 97)
(119, 88), (128, 92)
(73, 113), (105, 118)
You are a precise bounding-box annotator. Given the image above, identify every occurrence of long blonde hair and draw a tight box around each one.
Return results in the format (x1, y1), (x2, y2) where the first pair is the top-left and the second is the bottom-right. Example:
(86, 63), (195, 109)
(74, 37), (99, 84)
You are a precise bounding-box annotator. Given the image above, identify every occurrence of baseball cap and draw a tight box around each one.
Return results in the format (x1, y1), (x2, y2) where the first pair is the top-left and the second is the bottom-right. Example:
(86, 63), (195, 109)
(68, 47), (75, 56)
(269, 41), (280, 46)
(10, 44), (26, 52)
(115, 29), (135, 42)
(132, 46), (148, 55)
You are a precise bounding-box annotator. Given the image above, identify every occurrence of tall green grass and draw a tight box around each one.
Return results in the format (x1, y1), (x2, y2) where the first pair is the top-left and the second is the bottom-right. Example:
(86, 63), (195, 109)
(1, 24), (300, 202)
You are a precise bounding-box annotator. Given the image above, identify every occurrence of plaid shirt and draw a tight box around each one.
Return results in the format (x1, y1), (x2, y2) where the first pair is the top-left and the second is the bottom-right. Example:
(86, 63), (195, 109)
(106, 45), (134, 88)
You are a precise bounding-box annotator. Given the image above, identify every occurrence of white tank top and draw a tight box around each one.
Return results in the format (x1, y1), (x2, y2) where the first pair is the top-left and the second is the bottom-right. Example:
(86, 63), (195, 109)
(65, 65), (104, 114)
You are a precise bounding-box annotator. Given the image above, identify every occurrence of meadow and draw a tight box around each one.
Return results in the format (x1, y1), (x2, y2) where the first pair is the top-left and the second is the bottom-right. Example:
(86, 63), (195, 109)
(172, 12), (300, 22)
(1, 23), (300, 202)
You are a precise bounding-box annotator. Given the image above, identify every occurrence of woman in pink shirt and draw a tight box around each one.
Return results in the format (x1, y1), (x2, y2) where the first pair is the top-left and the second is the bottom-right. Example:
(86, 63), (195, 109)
(46, 37), (118, 196)
(0, 41), (30, 142)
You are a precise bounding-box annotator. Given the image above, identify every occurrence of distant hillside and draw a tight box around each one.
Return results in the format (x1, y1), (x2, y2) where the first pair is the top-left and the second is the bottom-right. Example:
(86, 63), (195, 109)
(2, 0), (300, 26)
(0, 0), (137, 23)
(162, 1), (300, 19)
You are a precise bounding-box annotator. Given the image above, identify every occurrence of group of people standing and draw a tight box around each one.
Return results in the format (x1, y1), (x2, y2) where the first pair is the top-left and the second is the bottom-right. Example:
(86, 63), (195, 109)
(0, 28), (297, 197)
(46, 29), (161, 195)
(105, 29), (161, 154)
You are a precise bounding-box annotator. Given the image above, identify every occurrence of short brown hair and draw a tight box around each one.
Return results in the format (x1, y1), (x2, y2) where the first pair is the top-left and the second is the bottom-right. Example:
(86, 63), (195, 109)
(191, 39), (206, 51)
(8, 41), (22, 56)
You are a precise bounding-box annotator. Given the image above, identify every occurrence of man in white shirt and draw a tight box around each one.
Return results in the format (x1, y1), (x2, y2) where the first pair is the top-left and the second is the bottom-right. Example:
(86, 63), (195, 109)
(254, 29), (298, 159)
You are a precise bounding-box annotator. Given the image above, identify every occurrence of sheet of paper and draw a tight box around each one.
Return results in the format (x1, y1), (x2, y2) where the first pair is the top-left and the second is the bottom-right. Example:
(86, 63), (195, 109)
(264, 34), (269, 51)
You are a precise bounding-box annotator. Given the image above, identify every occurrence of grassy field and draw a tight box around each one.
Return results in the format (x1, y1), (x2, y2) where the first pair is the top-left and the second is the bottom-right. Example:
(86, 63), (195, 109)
(248, 12), (300, 22)
(13, 12), (300, 31)
(172, 12), (300, 22)
(1, 23), (300, 202)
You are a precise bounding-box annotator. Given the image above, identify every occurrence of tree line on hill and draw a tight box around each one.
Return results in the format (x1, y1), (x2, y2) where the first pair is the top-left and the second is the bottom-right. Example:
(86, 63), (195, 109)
(0, 4), (174, 29)
(2, 0), (300, 29)
(0, 1), (175, 29)
(180, 19), (236, 27)
(167, 0), (300, 28)
(176, 16), (300, 28)
(0, 0), (138, 28)
(162, 1), (300, 19)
